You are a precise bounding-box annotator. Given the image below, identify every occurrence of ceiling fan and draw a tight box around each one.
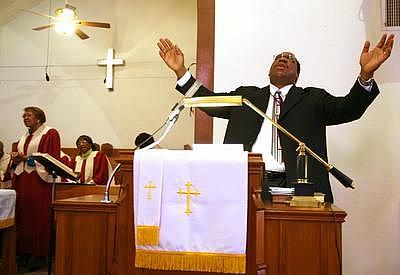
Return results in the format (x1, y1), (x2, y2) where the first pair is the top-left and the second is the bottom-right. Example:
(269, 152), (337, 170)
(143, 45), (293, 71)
(22, 1), (110, 40)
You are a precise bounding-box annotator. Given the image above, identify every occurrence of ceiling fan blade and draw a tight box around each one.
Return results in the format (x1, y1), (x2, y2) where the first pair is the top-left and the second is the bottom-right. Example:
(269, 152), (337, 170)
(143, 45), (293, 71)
(75, 28), (90, 40)
(32, 24), (55, 31)
(20, 9), (55, 19)
(77, 21), (111, 28)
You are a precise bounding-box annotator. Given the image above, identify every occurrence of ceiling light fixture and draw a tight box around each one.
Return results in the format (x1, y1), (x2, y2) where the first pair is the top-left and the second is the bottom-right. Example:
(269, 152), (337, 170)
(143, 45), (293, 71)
(54, 7), (76, 36)
(22, 1), (111, 40)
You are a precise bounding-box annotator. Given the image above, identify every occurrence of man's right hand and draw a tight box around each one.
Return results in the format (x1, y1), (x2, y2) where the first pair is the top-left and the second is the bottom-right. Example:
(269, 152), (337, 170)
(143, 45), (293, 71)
(157, 38), (187, 79)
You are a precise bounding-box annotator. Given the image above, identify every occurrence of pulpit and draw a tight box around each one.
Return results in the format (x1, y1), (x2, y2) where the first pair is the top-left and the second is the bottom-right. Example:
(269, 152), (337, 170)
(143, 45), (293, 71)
(53, 152), (267, 275)
(53, 151), (346, 275)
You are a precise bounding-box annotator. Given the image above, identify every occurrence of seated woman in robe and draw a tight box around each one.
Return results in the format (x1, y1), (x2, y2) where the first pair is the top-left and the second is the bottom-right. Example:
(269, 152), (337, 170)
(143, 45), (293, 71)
(70, 135), (111, 185)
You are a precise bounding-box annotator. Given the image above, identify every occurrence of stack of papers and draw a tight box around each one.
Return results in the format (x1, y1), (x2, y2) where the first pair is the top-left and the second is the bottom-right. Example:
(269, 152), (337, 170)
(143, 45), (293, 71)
(269, 187), (294, 195)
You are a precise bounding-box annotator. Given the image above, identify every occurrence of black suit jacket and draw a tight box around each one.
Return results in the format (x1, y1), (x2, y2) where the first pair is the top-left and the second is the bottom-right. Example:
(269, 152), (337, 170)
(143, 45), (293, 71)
(177, 77), (379, 202)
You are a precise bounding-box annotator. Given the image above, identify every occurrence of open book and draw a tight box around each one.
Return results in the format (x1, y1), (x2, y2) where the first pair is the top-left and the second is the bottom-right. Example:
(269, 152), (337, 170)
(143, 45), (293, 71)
(32, 152), (78, 181)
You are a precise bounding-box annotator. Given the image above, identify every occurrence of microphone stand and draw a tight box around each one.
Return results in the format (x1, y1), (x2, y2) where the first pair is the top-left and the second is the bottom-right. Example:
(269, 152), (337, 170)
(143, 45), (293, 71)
(30, 152), (79, 274)
(139, 103), (184, 151)
(138, 78), (203, 151)
(101, 163), (122, 203)
(48, 170), (57, 275)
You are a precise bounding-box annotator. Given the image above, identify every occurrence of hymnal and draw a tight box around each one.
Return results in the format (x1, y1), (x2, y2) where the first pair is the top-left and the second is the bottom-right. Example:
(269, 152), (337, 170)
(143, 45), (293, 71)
(32, 152), (78, 181)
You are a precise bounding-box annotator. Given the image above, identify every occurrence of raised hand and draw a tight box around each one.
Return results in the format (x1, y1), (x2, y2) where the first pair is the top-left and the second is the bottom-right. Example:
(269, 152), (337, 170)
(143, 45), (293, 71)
(157, 38), (187, 78)
(359, 33), (395, 80)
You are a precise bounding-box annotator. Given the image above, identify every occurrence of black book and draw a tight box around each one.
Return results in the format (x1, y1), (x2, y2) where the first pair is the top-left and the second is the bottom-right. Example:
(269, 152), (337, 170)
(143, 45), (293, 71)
(32, 152), (78, 181)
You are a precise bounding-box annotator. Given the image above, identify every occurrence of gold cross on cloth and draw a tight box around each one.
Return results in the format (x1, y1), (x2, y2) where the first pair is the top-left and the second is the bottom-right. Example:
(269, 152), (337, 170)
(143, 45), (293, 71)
(177, 182), (200, 215)
(144, 181), (157, 200)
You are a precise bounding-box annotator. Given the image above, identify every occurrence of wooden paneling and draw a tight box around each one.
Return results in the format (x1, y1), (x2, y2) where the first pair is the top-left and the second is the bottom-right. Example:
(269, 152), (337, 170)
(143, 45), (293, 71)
(54, 195), (118, 275)
(111, 156), (135, 274)
(0, 226), (16, 275)
(194, 0), (214, 144)
(55, 184), (120, 200)
(264, 202), (346, 275)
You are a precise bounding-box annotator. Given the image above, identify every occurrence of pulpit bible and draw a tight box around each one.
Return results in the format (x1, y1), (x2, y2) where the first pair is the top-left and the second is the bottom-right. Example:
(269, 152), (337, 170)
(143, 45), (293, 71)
(32, 152), (78, 181)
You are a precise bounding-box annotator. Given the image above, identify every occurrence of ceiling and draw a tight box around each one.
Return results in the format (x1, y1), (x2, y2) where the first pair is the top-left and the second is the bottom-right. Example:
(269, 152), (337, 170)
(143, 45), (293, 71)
(0, 0), (42, 26)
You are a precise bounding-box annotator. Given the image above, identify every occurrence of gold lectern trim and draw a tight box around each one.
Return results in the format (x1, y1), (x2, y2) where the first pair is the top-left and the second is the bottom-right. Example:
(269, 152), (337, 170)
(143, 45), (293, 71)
(183, 96), (243, 107)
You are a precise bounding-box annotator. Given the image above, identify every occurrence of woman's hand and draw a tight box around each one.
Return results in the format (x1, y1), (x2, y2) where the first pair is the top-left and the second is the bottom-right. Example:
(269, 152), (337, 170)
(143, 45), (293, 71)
(11, 152), (27, 164)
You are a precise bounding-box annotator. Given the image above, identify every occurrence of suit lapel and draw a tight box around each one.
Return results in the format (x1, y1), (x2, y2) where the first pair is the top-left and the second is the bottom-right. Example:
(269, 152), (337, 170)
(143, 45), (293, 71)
(259, 86), (270, 112)
(245, 86), (270, 112)
(280, 86), (305, 119)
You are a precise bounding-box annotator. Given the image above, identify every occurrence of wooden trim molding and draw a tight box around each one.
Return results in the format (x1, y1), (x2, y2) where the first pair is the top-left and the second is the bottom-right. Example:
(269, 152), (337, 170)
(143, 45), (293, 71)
(195, 0), (214, 143)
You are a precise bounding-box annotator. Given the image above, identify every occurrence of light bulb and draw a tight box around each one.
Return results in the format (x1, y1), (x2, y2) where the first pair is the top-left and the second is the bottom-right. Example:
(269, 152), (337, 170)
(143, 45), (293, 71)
(55, 21), (75, 35)
(54, 8), (76, 36)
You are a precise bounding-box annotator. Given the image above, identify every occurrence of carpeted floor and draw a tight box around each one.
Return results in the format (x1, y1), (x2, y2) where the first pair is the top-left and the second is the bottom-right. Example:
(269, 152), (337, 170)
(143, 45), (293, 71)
(18, 268), (53, 275)
(17, 260), (54, 274)
(18, 267), (52, 275)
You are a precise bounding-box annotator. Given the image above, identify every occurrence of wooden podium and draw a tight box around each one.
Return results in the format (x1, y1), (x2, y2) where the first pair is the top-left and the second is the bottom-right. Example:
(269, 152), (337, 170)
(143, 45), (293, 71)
(0, 225), (16, 275)
(263, 202), (346, 275)
(54, 194), (119, 275)
(53, 152), (346, 275)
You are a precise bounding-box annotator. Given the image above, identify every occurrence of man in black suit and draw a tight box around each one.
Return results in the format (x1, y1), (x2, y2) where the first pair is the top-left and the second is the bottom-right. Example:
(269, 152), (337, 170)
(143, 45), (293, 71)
(157, 34), (394, 203)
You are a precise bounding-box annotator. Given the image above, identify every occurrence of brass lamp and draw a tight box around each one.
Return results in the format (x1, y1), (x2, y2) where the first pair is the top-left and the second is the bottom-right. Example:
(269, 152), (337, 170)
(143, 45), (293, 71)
(183, 95), (355, 194)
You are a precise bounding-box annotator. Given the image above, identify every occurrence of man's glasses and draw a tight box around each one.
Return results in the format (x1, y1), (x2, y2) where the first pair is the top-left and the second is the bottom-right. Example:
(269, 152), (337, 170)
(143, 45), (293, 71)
(273, 53), (297, 62)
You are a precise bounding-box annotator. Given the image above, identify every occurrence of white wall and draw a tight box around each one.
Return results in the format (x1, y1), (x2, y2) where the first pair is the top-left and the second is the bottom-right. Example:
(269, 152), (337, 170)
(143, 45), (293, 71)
(215, 0), (399, 274)
(0, 0), (197, 150)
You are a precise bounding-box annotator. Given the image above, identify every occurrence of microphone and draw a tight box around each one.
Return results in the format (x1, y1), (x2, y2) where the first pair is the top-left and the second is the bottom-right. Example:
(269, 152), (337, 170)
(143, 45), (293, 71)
(167, 102), (185, 123)
(167, 77), (203, 122)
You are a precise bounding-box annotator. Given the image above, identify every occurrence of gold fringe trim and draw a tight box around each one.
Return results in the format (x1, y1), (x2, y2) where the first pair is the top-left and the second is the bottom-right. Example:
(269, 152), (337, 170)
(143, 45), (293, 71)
(135, 249), (246, 274)
(0, 218), (14, 229)
(136, 226), (159, 246)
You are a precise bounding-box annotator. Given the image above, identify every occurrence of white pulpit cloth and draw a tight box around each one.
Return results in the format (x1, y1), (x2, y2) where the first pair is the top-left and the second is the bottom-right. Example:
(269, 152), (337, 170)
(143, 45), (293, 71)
(0, 189), (16, 229)
(133, 149), (248, 273)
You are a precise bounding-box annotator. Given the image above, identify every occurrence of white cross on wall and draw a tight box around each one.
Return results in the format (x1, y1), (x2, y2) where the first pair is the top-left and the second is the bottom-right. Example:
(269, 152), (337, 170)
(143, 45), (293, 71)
(97, 48), (125, 90)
